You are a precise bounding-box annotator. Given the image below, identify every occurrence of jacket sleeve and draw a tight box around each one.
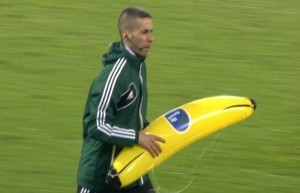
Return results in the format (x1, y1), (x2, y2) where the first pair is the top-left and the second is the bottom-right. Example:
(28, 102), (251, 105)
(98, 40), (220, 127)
(85, 62), (138, 147)
(143, 119), (150, 129)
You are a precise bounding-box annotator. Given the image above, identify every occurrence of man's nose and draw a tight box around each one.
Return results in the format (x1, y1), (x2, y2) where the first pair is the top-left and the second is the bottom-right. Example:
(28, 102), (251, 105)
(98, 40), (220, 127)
(148, 34), (154, 42)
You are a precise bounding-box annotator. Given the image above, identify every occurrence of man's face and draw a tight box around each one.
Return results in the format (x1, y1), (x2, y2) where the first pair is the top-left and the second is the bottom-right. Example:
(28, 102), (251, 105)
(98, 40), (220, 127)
(124, 18), (154, 57)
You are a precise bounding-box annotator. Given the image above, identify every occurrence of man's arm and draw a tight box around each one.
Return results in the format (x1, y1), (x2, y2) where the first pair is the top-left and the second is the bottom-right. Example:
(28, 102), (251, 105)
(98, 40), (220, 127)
(87, 62), (138, 147)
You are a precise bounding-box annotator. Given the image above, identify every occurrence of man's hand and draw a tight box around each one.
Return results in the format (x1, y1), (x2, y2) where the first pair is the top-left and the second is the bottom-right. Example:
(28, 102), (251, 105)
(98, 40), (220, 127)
(138, 131), (166, 158)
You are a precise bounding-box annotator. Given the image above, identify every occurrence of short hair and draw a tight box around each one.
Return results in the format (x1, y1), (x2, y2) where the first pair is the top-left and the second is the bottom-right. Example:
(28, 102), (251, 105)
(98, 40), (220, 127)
(118, 6), (152, 35)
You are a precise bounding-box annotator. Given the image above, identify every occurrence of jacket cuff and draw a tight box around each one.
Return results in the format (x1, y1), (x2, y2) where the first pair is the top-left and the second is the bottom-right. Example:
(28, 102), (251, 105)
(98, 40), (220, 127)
(134, 130), (139, 144)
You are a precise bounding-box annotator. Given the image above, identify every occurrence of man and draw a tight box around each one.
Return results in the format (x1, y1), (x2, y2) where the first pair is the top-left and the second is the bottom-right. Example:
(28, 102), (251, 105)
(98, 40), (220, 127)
(77, 6), (165, 193)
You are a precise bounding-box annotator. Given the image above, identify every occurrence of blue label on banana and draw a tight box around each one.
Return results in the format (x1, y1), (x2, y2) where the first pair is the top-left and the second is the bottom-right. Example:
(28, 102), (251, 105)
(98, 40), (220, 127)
(165, 108), (190, 132)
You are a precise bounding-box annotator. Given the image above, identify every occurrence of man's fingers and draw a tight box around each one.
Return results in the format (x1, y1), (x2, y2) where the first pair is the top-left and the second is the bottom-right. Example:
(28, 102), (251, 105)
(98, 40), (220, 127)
(150, 135), (165, 157)
(153, 135), (166, 143)
(139, 131), (166, 157)
(148, 142), (158, 157)
(145, 132), (166, 143)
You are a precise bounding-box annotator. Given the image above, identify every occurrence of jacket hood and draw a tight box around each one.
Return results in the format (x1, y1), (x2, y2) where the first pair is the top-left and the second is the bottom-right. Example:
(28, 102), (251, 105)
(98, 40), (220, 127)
(101, 41), (145, 66)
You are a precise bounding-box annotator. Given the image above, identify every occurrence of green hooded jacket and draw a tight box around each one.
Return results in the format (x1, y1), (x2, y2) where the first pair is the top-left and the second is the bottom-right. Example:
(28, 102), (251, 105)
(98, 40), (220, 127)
(77, 41), (150, 191)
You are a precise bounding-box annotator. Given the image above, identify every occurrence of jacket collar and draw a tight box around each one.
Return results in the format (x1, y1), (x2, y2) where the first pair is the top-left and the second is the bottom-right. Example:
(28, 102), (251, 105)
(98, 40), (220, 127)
(120, 41), (146, 64)
(124, 45), (136, 56)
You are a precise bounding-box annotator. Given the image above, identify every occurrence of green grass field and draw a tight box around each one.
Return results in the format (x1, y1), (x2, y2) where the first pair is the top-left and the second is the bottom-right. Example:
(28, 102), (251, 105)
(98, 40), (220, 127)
(1, 0), (300, 192)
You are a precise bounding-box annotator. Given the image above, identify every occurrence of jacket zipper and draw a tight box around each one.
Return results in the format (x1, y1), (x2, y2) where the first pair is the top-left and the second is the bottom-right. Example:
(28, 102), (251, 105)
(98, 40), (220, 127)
(110, 145), (116, 166)
(138, 62), (144, 185)
(138, 62), (144, 130)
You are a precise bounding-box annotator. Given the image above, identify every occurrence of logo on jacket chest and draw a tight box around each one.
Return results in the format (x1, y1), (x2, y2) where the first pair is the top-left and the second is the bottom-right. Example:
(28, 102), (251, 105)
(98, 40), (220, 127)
(117, 83), (138, 110)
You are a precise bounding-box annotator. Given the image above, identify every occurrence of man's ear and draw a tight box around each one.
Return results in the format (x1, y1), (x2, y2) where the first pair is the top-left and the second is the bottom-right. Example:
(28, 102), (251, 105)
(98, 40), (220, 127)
(122, 31), (126, 39)
(122, 31), (128, 40)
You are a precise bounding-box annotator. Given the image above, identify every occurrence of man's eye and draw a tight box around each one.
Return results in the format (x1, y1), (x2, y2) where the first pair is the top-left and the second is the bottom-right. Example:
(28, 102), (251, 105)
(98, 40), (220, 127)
(142, 30), (152, 34)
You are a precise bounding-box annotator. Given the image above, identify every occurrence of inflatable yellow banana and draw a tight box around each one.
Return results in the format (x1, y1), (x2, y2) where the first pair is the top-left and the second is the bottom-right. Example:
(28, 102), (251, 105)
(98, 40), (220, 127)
(107, 95), (256, 188)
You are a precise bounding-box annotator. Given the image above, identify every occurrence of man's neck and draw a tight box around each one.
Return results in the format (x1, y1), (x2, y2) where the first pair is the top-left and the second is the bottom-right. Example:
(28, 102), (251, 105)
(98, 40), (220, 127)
(124, 45), (136, 56)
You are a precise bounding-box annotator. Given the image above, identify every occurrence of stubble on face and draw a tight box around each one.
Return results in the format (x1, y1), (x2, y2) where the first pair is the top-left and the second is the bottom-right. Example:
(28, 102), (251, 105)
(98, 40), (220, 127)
(124, 18), (154, 57)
